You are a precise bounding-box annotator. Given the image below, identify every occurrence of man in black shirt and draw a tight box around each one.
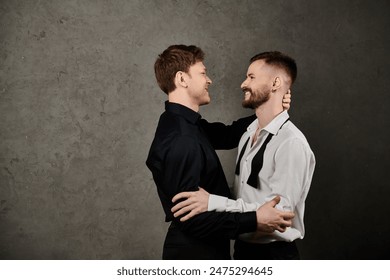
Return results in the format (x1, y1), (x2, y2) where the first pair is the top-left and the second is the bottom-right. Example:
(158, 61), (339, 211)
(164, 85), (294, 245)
(146, 45), (294, 259)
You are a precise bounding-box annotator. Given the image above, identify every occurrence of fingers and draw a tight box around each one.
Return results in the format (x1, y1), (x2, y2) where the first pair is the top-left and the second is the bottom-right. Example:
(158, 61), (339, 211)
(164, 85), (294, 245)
(275, 225), (286, 232)
(260, 222), (288, 233)
(268, 196), (281, 207)
(173, 205), (193, 218)
(282, 89), (291, 111)
(275, 213), (293, 232)
(283, 89), (291, 97)
(172, 204), (201, 222)
(171, 199), (191, 213)
(171, 199), (203, 218)
(277, 223), (290, 232)
(270, 220), (291, 233)
(172, 186), (206, 203)
(282, 211), (295, 220)
(171, 191), (205, 213)
(172, 192), (192, 203)
(283, 90), (291, 100)
(280, 218), (292, 227)
(269, 209), (294, 232)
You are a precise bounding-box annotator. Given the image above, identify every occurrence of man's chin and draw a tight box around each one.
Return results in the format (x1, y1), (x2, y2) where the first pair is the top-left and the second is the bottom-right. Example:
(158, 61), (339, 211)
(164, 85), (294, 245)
(200, 99), (211, 106)
(242, 100), (255, 109)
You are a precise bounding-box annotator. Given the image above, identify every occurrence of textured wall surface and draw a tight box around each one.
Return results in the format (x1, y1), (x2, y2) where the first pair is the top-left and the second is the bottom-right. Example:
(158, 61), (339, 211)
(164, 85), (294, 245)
(1, 0), (389, 259)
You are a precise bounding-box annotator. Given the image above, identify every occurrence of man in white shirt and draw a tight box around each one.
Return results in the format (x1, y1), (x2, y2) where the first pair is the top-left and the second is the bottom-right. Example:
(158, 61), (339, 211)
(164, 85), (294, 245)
(171, 51), (315, 259)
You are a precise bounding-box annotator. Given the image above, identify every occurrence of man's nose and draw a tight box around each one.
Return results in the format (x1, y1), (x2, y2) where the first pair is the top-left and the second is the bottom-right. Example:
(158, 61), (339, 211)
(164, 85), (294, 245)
(241, 79), (247, 89)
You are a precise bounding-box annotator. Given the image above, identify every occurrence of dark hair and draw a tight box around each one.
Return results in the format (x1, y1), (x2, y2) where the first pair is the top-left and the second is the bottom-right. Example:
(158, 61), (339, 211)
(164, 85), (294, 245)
(154, 45), (205, 94)
(250, 51), (297, 84)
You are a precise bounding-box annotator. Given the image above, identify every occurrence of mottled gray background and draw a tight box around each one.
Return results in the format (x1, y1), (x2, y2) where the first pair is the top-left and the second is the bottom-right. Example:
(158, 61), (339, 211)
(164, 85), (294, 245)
(1, 0), (389, 259)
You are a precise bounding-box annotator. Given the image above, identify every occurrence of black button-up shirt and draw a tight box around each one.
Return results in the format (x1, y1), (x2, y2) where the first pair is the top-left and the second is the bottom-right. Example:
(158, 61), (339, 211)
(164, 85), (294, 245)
(146, 102), (257, 243)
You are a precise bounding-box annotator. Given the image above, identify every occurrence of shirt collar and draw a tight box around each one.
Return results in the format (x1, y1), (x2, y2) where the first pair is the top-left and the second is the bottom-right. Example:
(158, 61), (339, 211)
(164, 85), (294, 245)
(165, 101), (201, 124)
(247, 110), (290, 135)
(264, 110), (290, 135)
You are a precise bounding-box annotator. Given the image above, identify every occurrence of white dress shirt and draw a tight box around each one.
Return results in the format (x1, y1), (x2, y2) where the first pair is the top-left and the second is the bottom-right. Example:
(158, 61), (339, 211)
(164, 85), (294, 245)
(208, 110), (315, 243)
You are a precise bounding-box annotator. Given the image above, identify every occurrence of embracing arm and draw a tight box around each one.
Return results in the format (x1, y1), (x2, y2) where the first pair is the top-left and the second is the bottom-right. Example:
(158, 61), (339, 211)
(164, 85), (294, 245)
(199, 115), (256, 150)
(171, 138), (313, 222)
(200, 90), (291, 150)
(162, 136), (257, 239)
(164, 136), (294, 237)
(171, 188), (294, 233)
(172, 189), (260, 215)
(209, 194), (261, 212)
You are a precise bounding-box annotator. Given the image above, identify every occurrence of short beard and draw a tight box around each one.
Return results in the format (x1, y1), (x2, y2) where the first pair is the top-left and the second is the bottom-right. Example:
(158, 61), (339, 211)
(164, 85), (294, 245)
(242, 86), (271, 109)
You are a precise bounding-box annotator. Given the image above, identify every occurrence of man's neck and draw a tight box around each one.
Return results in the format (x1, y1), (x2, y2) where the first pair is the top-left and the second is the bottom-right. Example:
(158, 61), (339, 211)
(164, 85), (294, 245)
(255, 98), (284, 129)
(168, 90), (199, 112)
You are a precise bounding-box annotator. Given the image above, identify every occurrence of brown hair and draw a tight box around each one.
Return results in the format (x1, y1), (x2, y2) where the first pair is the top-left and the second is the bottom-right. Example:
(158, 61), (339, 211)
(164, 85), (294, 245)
(154, 45), (205, 94)
(250, 51), (297, 84)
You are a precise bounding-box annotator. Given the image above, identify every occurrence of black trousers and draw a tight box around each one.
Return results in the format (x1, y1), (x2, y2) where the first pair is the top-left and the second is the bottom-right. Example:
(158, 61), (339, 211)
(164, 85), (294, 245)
(162, 223), (231, 260)
(234, 239), (300, 260)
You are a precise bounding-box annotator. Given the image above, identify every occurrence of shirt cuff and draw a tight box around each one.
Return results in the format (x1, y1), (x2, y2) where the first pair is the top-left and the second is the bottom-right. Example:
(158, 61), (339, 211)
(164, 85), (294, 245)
(208, 194), (228, 212)
(237, 211), (257, 234)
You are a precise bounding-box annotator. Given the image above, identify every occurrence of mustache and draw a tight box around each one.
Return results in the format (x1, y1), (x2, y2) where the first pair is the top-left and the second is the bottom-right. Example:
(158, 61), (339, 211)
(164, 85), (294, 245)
(242, 87), (252, 94)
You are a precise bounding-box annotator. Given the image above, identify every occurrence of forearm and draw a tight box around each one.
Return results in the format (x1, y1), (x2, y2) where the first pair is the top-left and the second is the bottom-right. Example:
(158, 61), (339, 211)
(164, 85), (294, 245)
(200, 115), (256, 150)
(173, 210), (257, 240)
(208, 194), (261, 212)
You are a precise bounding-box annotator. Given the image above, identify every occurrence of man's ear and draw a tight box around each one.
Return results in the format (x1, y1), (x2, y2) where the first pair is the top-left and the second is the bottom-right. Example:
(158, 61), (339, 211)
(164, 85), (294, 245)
(271, 77), (282, 92)
(175, 71), (188, 88)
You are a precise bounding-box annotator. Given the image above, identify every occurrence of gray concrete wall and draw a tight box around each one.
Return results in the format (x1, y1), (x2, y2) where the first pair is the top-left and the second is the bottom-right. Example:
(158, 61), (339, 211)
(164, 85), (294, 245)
(1, 0), (389, 259)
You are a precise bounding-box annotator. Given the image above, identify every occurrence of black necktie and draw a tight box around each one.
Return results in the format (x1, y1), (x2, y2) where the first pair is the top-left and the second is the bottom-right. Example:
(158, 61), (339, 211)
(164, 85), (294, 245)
(235, 137), (250, 175)
(235, 118), (290, 188)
